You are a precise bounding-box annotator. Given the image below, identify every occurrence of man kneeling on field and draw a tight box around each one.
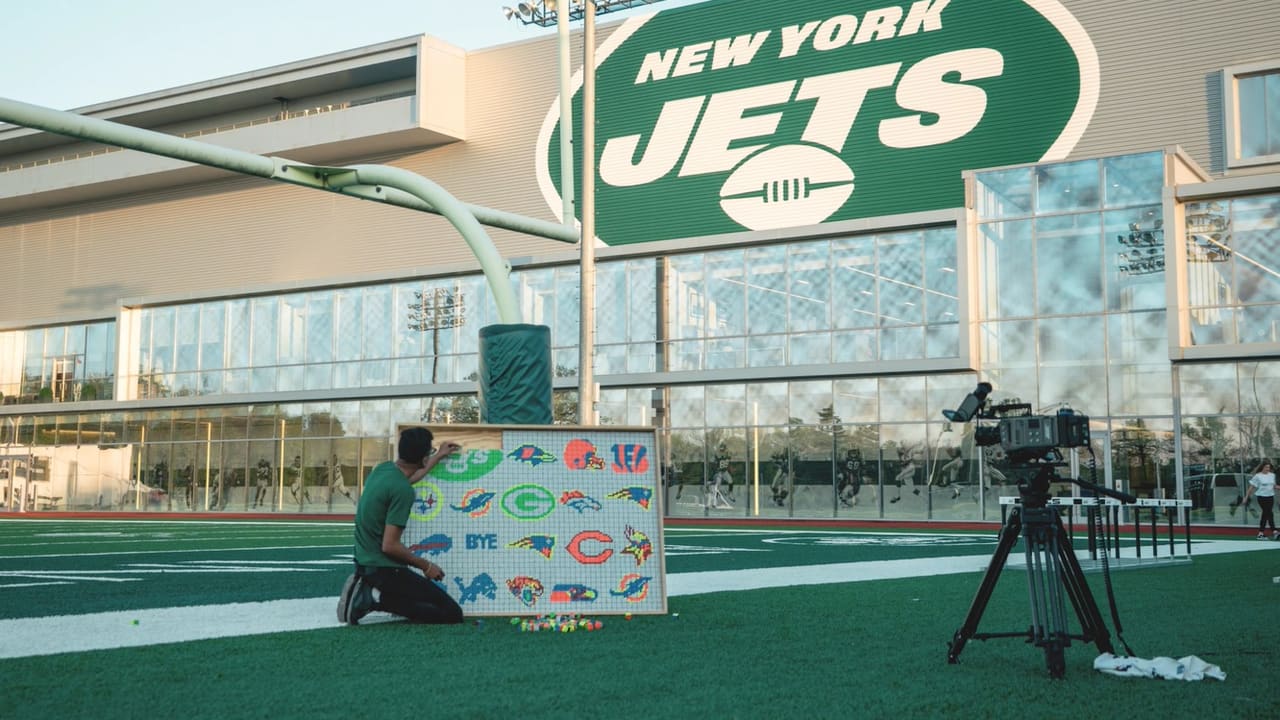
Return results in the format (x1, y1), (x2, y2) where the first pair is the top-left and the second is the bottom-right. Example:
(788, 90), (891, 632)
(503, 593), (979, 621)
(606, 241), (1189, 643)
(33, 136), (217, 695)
(338, 427), (464, 625)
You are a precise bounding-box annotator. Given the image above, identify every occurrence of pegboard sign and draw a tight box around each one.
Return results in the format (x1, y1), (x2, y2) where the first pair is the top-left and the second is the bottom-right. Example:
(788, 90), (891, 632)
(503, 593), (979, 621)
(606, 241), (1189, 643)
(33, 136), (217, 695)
(398, 423), (666, 617)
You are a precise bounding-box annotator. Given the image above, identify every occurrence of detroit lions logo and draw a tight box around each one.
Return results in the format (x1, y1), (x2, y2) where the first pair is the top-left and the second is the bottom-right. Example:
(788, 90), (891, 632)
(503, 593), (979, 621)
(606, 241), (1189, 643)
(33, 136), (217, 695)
(454, 573), (498, 604)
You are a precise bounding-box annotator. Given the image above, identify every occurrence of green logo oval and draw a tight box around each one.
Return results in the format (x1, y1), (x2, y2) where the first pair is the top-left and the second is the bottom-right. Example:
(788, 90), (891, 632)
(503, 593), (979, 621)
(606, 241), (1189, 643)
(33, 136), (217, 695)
(539, 0), (1097, 246)
(500, 484), (557, 521)
(429, 449), (504, 482)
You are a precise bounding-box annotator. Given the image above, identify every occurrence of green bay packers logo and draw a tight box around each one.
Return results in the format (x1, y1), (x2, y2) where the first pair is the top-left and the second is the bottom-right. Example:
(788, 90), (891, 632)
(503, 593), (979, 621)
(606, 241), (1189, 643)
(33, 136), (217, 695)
(500, 484), (557, 521)
(538, 0), (1098, 246)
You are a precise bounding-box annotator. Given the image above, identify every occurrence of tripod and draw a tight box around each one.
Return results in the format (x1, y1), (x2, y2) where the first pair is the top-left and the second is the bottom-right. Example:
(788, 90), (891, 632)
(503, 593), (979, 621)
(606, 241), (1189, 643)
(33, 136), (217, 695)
(946, 463), (1115, 678)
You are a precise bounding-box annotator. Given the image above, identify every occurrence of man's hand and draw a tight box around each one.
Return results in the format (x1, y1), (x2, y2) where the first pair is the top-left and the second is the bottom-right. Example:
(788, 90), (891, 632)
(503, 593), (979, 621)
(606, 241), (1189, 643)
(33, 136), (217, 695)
(435, 441), (462, 458)
(423, 560), (445, 582)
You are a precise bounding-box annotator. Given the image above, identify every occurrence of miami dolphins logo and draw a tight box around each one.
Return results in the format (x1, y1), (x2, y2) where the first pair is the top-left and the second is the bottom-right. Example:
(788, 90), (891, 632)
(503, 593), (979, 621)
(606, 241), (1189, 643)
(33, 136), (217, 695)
(450, 489), (496, 518)
(506, 576), (545, 608)
(611, 574), (653, 602)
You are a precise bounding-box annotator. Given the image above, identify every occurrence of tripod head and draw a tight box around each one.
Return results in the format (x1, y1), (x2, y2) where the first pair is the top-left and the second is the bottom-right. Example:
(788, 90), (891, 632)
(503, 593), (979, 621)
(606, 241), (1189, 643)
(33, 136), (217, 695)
(1009, 448), (1137, 509)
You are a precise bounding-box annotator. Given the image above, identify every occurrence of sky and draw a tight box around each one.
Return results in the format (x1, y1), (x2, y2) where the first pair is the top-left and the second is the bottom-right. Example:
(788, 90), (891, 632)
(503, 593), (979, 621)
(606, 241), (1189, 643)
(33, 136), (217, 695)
(4, 0), (709, 111)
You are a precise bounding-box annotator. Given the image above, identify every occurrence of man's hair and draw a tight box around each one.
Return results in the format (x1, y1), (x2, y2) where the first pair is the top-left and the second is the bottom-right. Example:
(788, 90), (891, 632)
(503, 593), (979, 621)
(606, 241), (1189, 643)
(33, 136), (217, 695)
(399, 427), (435, 465)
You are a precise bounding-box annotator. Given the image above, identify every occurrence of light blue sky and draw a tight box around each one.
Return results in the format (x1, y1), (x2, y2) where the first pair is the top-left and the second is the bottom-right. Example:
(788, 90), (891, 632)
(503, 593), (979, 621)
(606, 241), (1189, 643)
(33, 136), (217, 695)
(4, 0), (707, 111)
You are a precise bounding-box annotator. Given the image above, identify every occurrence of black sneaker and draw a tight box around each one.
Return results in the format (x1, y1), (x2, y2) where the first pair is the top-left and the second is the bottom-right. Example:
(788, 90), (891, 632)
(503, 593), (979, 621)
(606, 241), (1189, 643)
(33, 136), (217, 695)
(337, 574), (374, 625)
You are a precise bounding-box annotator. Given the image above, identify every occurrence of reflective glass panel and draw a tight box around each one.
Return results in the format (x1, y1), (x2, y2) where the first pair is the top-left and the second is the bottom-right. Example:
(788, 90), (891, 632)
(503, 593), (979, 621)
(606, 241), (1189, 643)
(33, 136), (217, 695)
(1179, 363), (1240, 414)
(1035, 213), (1103, 315)
(1036, 159), (1100, 214)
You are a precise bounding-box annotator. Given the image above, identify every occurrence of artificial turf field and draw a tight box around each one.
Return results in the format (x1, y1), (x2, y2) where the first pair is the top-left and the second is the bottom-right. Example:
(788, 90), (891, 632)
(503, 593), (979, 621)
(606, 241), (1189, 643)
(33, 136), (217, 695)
(0, 517), (1276, 719)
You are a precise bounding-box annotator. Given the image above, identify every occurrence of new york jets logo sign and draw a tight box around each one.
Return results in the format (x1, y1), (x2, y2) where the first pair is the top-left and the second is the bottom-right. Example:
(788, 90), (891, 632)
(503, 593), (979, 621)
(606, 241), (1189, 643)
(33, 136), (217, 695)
(537, 0), (1098, 246)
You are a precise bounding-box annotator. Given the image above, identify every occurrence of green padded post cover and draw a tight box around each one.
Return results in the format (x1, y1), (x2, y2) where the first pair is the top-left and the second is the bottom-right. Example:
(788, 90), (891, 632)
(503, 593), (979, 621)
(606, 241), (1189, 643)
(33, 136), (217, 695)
(478, 324), (553, 424)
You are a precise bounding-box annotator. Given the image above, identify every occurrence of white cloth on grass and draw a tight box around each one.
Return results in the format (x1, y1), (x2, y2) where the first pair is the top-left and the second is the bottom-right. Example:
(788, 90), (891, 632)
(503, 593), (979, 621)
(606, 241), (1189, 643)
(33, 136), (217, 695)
(1093, 652), (1225, 681)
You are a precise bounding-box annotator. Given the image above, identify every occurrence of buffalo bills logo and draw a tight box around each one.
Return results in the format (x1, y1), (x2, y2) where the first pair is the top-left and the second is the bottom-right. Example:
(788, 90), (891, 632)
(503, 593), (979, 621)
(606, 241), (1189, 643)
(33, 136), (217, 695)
(408, 533), (453, 557)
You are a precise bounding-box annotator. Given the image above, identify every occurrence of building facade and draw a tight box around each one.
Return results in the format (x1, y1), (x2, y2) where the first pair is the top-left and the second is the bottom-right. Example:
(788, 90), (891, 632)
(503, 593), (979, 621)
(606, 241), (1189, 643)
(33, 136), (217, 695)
(0, 0), (1277, 524)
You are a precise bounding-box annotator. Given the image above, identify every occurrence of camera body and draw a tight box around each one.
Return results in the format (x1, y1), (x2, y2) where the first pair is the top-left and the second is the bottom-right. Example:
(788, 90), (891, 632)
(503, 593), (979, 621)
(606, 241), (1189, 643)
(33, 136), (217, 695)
(987, 407), (1090, 455)
(944, 383), (1089, 461)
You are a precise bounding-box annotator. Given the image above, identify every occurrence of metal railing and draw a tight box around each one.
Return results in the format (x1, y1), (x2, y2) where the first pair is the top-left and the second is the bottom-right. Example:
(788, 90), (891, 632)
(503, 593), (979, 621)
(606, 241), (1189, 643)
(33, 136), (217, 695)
(0, 91), (413, 173)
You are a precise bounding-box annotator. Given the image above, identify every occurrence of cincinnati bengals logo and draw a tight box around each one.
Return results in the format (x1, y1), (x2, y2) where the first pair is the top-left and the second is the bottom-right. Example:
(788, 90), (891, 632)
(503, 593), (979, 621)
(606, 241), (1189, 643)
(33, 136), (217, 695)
(610, 444), (650, 474)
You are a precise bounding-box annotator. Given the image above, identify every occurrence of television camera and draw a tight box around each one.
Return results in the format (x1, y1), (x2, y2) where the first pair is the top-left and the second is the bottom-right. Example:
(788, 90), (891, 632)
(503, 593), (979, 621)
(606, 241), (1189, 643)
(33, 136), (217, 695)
(942, 382), (1137, 678)
(942, 382), (1090, 463)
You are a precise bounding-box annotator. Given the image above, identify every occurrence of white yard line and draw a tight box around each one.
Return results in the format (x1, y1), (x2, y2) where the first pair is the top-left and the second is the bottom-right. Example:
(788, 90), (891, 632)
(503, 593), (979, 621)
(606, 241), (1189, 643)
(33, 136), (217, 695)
(0, 539), (1270, 660)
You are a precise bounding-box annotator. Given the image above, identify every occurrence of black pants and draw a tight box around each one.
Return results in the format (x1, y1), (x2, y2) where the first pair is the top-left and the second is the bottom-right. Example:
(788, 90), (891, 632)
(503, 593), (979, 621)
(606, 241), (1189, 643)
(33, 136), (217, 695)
(1259, 496), (1276, 533)
(359, 565), (463, 624)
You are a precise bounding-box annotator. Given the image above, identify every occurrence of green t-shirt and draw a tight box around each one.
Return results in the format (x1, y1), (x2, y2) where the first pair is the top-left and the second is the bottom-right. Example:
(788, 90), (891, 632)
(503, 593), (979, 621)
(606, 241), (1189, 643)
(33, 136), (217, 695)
(353, 461), (415, 568)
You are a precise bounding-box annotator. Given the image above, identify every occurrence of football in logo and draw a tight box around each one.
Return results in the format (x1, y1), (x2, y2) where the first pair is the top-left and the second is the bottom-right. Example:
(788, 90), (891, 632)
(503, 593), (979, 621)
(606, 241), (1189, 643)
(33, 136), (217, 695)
(719, 144), (855, 231)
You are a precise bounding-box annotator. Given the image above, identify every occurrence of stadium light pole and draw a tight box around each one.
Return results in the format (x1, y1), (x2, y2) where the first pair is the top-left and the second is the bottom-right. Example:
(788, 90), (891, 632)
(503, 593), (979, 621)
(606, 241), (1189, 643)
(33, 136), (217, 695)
(503, 0), (666, 425)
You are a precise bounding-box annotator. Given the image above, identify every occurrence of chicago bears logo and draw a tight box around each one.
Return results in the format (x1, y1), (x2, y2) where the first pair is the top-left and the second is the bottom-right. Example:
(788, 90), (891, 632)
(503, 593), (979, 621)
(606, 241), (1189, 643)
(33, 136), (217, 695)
(610, 444), (650, 474)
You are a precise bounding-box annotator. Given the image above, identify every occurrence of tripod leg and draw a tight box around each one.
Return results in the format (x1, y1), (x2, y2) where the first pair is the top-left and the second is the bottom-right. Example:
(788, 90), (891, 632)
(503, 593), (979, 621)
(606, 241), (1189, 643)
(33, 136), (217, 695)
(948, 507), (1022, 664)
(1054, 515), (1115, 655)
(1022, 507), (1071, 679)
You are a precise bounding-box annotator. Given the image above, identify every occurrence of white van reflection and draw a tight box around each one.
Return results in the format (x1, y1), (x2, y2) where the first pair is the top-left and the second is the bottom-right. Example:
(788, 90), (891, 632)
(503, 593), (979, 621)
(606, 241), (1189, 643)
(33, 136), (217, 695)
(1186, 472), (1251, 515)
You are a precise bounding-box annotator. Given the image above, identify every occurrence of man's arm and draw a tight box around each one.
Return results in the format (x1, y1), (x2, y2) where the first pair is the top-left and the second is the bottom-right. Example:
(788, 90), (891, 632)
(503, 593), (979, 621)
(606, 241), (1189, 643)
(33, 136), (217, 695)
(380, 441), (461, 581)
(382, 523), (445, 580)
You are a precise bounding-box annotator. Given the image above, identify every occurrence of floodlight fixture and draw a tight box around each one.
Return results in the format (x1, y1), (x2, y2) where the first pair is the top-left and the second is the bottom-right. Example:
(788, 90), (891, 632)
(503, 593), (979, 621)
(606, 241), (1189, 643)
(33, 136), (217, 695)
(502, 0), (666, 26)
